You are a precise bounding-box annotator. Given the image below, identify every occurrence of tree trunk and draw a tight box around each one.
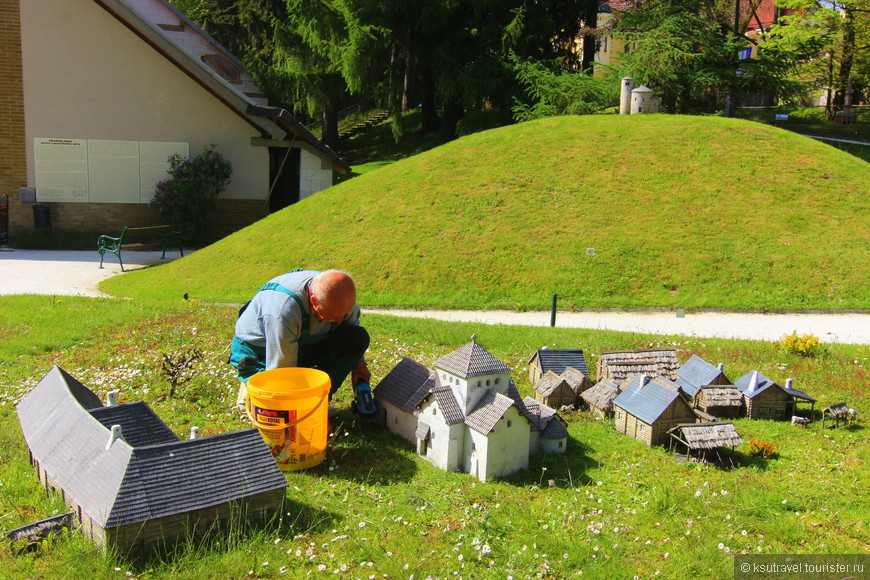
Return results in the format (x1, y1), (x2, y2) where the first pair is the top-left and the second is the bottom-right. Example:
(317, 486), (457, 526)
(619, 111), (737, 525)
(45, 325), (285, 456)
(321, 83), (340, 151)
(439, 99), (464, 143)
(420, 64), (439, 134)
(831, 7), (855, 113)
(581, 3), (598, 74)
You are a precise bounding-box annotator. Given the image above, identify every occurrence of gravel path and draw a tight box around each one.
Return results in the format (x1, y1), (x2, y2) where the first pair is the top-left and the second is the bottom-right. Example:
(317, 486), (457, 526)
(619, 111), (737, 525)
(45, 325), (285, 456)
(2, 248), (867, 345)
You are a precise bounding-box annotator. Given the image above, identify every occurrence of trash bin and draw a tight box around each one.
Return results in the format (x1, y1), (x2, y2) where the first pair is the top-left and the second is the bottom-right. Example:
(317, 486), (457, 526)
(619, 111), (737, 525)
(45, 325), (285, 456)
(33, 204), (51, 229)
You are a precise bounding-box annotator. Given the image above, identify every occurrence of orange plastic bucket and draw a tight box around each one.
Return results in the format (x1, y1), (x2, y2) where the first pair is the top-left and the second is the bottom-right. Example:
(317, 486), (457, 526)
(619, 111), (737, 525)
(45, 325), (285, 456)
(246, 367), (330, 471)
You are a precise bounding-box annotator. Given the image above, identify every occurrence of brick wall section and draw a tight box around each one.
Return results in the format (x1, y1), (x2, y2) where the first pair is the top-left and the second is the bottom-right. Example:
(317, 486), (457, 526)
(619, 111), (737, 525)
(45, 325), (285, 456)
(0, 0), (27, 236)
(16, 198), (264, 242)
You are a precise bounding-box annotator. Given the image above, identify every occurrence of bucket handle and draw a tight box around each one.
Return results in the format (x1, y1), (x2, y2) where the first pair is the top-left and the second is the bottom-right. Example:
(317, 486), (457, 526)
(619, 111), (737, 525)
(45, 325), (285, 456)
(246, 388), (329, 429)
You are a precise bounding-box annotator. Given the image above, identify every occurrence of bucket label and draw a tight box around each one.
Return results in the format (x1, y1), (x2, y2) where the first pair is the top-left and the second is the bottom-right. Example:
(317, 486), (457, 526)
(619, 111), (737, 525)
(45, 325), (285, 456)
(253, 405), (290, 427)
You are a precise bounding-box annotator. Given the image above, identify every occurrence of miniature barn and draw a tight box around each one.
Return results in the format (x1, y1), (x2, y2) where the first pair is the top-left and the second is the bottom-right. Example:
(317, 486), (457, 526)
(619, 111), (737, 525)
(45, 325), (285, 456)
(374, 340), (567, 482)
(596, 349), (680, 382)
(533, 371), (578, 408)
(613, 375), (697, 446)
(821, 402), (853, 428)
(674, 355), (731, 398)
(735, 371), (817, 420)
(691, 385), (745, 419)
(15, 366), (288, 555)
(528, 348), (592, 392)
(580, 378), (624, 418)
(667, 422), (743, 464)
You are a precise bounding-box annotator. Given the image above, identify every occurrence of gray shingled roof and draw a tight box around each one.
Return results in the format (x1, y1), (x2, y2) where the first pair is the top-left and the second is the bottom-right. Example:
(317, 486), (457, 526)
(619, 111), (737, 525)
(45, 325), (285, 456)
(581, 378), (622, 411)
(90, 402), (179, 447)
(534, 371), (569, 397)
(823, 402), (850, 417)
(597, 349), (680, 381)
(16, 366), (287, 530)
(668, 422), (743, 449)
(373, 357), (435, 412)
(522, 396), (568, 439)
(734, 370), (773, 398)
(431, 385), (466, 425)
(612, 375), (685, 424)
(675, 355), (728, 397)
(507, 379), (541, 427)
(560, 367), (588, 393)
(530, 349), (590, 377)
(693, 385), (743, 407)
(465, 390), (515, 434)
(435, 341), (510, 378)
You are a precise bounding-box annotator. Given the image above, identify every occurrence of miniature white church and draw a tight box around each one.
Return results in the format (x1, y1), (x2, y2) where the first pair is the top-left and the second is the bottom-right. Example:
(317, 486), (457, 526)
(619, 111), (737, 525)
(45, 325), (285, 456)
(374, 338), (568, 482)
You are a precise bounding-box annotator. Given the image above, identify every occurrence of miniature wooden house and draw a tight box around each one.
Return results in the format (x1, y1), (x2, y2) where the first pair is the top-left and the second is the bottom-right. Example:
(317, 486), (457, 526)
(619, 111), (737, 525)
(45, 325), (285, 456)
(16, 366), (288, 556)
(580, 378), (623, 418)
(691, 386), (745, 419)
(374, 340), (567, 482)
(533, 371), (577, 408)
(597, 349), (680, 382)
(528, 348), (592, 392)
(613, 375), (697, 446)
(674, 355), (731, 398)
(735, 371), (816, 420)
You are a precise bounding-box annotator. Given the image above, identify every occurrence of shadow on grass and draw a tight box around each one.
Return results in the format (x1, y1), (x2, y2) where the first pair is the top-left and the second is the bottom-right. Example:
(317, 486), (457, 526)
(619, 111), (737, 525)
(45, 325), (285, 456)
(501, 434), (597, 488)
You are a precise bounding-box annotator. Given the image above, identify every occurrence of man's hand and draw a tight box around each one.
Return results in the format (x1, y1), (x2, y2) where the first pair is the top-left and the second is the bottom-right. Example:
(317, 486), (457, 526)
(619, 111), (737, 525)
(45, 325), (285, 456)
(352, 359), (371, 385)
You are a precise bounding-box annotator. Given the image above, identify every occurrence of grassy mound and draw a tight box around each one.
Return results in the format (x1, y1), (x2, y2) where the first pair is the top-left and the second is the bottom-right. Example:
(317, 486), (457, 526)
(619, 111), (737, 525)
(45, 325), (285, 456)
(102, 115), (870, 310)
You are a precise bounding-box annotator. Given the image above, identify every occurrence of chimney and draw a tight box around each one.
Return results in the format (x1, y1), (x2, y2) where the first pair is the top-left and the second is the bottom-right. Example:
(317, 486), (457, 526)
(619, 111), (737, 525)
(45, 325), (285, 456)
(717, 363), (724, 372)
(638, 374), (648, 388)
(106, 425), (124, 450)
(189, 426), (201, 439)
(785, 378), (793, 390)
(106, 390), (119, 407)
(748, 371), (759, 393)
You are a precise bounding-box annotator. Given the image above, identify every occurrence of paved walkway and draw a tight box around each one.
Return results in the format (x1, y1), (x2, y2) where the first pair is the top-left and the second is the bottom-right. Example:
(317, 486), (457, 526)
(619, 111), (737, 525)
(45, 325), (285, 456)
(2, 248), (868, 344)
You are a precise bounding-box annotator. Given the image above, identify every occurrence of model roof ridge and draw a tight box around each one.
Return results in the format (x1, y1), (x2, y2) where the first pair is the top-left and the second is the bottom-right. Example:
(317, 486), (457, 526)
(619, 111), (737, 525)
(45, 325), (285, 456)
(435, 339), (511, 378)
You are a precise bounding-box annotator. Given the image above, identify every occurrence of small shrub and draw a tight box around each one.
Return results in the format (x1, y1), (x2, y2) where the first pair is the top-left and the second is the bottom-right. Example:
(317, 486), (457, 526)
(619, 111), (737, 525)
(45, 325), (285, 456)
(149, 144), (232, 242)
(780, 330), (820, 357)
(748, 437), (779, 459)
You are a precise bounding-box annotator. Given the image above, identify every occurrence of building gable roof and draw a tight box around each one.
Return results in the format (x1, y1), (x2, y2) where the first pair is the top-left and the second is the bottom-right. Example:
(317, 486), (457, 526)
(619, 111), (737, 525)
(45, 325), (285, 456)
(90, 402), (179, 447)
(668, 422), (743, 449)
(581, 378), (623, 411)
(430, 385), (466, 425)
(373, 357), (435, 413)
(530, 348), (590, 377)
(522, 396), (569, 439)
(597, 349), (680, 381)
(675, 355), (728, 397)
(693, 385), (744, 407)
(435, 341), (510, 379)
(613, 375), (686, 424)
(465, 390), (516, 434)
(94, 0), (348, 173)
(16, 366), (287, 529)
(533, 371), (572, 397)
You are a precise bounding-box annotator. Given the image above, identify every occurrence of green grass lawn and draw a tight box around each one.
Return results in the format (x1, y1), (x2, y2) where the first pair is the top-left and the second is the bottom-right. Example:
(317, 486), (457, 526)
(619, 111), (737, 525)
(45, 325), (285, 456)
(102, 115), (869, 312)
(0, 296), (867, 578)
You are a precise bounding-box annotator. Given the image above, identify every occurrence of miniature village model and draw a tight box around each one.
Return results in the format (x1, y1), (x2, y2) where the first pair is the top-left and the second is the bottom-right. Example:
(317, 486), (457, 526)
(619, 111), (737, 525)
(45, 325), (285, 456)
(374, 339), (568, 482)
(15, 366), (288, 556)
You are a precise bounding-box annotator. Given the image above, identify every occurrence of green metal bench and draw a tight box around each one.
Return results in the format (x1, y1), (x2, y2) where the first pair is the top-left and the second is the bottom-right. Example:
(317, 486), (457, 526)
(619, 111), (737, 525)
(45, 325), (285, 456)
(97, 224), (185, 271)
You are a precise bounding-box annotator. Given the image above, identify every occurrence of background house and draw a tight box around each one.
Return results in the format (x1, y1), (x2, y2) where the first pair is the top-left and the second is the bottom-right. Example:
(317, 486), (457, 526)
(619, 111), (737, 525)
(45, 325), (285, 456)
(735, 371), (816, 420)
(1, 0), (348, 242)
(667, 422), (743, 463)
(528, 348), (591, 387)
(674, 355), (731, 398)
(16, 366), (288, 555)
(581, 378), (623, 418)
(691, 385), (745, 419)
(613, 374), (696, 446)
(597, 349), (680, 383)
(533, 370), (578, 409)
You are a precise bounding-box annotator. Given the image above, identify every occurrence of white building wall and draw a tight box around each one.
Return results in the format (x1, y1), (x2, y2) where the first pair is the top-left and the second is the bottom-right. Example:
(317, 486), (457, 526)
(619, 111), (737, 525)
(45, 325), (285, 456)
(380, 401), (418, 445)
(299, 150), (334, 200)
(481, 407), (530, 481)
(21, 0), (268, 201)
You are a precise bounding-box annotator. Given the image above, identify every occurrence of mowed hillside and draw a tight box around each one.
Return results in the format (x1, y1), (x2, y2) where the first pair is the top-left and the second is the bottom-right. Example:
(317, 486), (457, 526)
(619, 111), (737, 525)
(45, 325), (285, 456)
(103, 115), (870, 310)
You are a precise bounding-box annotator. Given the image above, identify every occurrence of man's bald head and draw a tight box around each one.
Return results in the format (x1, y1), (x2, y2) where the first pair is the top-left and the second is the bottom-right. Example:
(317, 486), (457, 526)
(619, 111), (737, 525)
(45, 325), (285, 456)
(310, 270), (357, 323)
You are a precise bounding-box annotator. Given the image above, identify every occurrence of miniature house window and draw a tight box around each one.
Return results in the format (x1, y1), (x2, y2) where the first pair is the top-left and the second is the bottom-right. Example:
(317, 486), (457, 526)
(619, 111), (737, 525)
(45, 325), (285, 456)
(617, 411), (623, 419)
(477, 381), (481, 387)
(495, 378), (500, 384)
(559, 441), (564, 448)
(762, 407), (772, 416)
(394, 417), (398, 424)
(639, 424), (647, 432)
(507, 420), (512, 428)
(433, 408), (438, 415)
(486, 380), (490, 386)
